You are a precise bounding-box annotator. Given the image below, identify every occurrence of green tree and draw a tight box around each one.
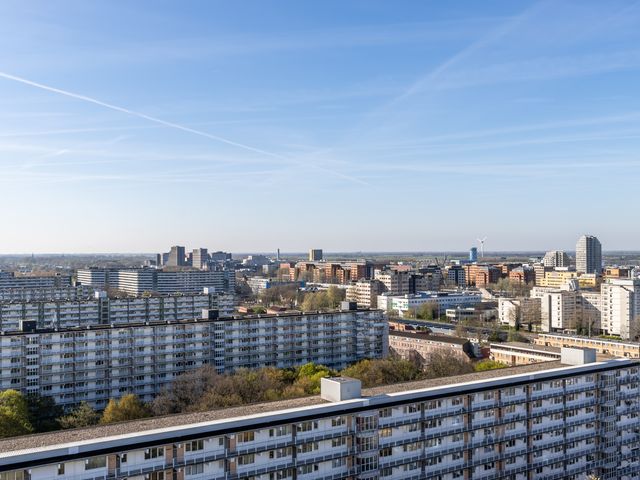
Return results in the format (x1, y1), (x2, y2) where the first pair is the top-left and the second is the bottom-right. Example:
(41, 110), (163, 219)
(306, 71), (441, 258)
(100, 394), (150, 424)
(474, 359), (508, 372)
(326, 286), (345, 308)
(58, 402), (101, 429)
(0, 390), (34, 438)
(341, 358), (424, 388)
(416, 303), (435, 320)
(27, 395), (63, 432)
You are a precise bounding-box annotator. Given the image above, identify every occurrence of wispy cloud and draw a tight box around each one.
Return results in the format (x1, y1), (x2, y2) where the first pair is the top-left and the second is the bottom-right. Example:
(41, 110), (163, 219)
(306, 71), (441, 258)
(0, 71), (369, 185)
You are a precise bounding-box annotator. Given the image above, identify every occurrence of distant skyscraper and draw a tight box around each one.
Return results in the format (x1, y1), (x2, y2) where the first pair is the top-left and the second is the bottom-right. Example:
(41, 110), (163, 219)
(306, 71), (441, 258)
(469, 247), (478, 262)
(543, 250), (570, 268)
(192, 248), (209, 270)
(167, 245), (186, 267)
(309, 249), (323, 261)
(576, 235), (602, 274)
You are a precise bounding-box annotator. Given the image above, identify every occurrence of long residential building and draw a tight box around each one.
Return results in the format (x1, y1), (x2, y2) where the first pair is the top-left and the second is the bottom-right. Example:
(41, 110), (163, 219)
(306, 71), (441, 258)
(1, 356), (638, 480)
(534, 333), (640, 359)
(0, 285), (93, 302)
(0, 291), (235, 332)
(77, 268), (236, 295)
(0, 271), (72, 290)
(0, 308), (387, 409)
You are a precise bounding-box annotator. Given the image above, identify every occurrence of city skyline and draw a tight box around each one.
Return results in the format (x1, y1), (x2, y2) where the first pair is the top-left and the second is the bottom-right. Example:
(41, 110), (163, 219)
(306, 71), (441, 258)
(1, 1), (640, 252)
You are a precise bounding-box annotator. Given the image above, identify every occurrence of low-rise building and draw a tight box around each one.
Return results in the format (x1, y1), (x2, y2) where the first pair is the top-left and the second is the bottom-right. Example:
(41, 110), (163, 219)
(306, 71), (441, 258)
(534, 333), (640, 358)
(389, 331), (473, 363)
(490, 342), (562, 366)
(378, 291), (481, 317)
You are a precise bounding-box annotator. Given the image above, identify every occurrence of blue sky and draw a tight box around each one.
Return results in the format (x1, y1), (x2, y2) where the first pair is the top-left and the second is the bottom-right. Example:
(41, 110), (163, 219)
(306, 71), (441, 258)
(0, 0), (639, 253)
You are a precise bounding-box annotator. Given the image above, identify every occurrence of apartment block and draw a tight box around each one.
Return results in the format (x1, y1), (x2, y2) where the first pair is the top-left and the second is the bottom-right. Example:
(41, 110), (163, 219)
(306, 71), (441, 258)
(0, 308), (387, 409)
(0, 291), (234, 331)
(346, 279), (385, 309)
(601, 278), (640, 340)
(2, 357), (638, 480)
(0, 271), (72, 291)
(78, 268), (236, 295)
(542, 250), (570, 268)
(498, 297), (542, 328)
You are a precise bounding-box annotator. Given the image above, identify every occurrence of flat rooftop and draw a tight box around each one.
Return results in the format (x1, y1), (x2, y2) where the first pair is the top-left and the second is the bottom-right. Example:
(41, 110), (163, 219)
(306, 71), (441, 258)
(0, 361), (566, 454)
(389, 330), (469, 345)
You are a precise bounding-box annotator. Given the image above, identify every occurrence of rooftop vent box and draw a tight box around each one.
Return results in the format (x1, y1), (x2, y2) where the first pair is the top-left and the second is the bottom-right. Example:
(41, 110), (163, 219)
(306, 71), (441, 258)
(341, 301), (357, 311)
(561, 347), (596, 365)
(201, 309), (219, 320)
(321, 377), (361, 402)
(19, 320), (37, 333)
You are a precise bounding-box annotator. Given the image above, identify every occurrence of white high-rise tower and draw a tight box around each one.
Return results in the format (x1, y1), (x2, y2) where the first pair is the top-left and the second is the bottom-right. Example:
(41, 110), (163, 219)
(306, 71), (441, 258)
(576, 234), (602, 274)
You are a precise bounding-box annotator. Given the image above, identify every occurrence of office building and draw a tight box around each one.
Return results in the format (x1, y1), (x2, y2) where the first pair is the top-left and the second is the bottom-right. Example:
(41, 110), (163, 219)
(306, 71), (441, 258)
(374, 269), (411, 295)
(446, 265), (466, 287)
(246, 277), (304, 294)
(191, 248), (209, 270)
(377, 291), (481, 317)
(167, 245), (187, 267)
(0, 308), (387, 409)
(2, 356), (639, 480)
(576, 235), (602, 274)
(308, 249), (323, 262)
(542, 250), (570, 268)
(469, 247), (478, 262)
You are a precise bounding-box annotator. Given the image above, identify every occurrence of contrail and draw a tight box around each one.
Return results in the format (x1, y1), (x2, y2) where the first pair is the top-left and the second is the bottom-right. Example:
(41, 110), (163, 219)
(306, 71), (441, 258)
(0, 71), (369, 185)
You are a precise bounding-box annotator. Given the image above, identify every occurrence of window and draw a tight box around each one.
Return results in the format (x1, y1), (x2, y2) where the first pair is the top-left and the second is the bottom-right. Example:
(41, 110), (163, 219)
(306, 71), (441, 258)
(379, 447), (392, 457)
(331, 416), (346, 427)
(144, 447), (164, 460)
(269, 425), (291, 437)
(297, 442), (318, 454)
(57, 464), (65, 475)
(185, 439), (204, 452)
(297, 421), (317, 432)
(185, 464), (204, 476)
(85, 456), (107, 470)
(297, 464), (319, 475)
(332, 457), (346, 468)
(237, 431), (255, 443)
(331, 437), (346, 448)
(238, 454), (255, 465)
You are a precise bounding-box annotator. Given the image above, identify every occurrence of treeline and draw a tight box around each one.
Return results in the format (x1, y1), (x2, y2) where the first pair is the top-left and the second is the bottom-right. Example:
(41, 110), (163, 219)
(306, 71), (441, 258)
(0, 352), (485, 439)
